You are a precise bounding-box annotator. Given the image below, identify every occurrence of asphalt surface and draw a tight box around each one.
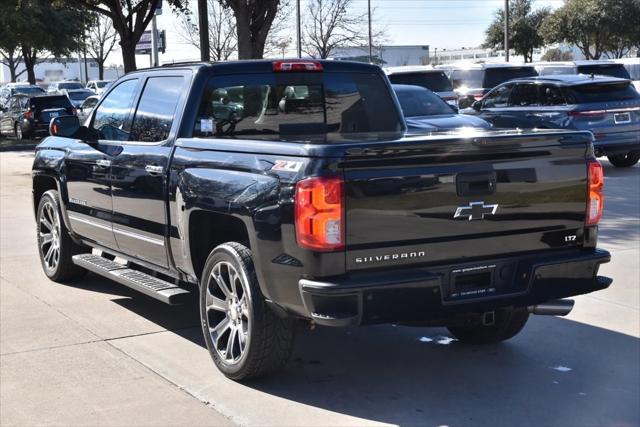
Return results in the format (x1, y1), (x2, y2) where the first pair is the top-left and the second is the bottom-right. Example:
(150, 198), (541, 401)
(1, 150), (638, 427)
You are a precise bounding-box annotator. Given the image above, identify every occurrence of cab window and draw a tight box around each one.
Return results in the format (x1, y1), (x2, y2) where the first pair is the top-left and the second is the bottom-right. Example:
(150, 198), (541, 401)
(91, 79), (138, 141)
(129, 76), (184, 143)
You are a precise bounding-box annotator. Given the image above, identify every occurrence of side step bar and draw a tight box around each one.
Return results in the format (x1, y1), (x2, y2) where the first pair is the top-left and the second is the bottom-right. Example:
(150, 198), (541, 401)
(72, 254), (190, 305)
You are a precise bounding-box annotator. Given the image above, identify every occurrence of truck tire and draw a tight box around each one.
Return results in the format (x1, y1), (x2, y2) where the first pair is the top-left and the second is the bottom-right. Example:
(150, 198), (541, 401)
(36, 190), (87, 282)
(446, 308), (529, 344)
(608, 152), (640, 168)
(199, 242), (295, 380)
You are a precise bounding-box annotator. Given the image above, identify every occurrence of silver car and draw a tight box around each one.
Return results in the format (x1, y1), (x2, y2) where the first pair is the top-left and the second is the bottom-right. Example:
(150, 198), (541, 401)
(385, 66), (459, 107)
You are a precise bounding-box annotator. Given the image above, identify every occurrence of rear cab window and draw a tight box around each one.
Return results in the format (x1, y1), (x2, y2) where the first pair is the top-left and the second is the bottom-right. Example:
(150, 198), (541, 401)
(30, 96), (73, 110)
(192, 71), (402, 140)
(568, 82), (640, 103)
(388, 72), (453, 92)
(577, 65), (630, 79)
(483, 67), (538, 88)
(450, 70), (484, 89)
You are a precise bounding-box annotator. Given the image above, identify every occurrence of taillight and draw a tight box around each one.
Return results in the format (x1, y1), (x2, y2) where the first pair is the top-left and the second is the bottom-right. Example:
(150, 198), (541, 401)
(273, 60), (323, 72)
(586, 159), (604, 226)
(568, 110), (606, 118)
(294, 176), (344, 251)
(23, 110), (33, 119)
(472, 92), (485, 100)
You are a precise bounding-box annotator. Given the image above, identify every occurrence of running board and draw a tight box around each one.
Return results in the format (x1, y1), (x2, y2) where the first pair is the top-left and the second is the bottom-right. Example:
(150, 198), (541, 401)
(72, 254), (190, 305)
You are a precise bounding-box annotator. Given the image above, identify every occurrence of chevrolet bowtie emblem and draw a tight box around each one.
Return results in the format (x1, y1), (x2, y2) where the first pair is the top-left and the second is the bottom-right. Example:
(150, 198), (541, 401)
(454, 202), (498, 221)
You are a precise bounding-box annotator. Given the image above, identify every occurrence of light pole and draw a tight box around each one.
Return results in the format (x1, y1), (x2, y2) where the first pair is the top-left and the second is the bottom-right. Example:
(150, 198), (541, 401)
(198, 0), (210, 62)
(433, 47), (437, 65)
(504, 0), (510, 62)
(296, 0), (302, 58)
(368, 0), (373, 63)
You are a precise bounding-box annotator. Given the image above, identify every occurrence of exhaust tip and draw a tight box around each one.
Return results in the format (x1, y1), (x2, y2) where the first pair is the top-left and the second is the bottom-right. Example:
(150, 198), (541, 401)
(528, 299), (575, 316)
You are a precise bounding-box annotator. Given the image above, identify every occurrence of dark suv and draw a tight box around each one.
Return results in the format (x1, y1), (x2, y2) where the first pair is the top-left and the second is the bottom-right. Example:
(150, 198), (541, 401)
(0, 94), (74, 139)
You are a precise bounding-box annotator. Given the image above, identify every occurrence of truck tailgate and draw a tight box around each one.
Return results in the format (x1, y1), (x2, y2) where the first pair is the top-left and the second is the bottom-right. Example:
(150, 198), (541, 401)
(343, 131), (591, 271)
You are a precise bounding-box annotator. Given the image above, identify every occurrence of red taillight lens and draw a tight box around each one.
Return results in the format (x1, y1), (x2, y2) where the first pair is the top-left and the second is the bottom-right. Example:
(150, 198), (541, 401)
(568, 110), (606, 118)
(23, 110), (33, 119)
(295, 176), (344, 251)
(472, 92), (485, 100)
(586, 159), (604, 226)
(273, 60), (323, 72)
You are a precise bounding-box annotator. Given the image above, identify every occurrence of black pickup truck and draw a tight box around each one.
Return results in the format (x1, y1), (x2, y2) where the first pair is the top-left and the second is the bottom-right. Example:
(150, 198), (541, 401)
(33, 60), (612, 380)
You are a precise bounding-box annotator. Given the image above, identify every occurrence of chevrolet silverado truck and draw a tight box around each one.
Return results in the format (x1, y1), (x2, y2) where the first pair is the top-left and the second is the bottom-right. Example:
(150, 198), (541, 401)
(33, 60), (612, 380)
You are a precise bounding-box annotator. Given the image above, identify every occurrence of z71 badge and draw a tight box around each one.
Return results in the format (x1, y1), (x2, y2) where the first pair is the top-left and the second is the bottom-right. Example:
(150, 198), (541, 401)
(271, 160), (303, 172)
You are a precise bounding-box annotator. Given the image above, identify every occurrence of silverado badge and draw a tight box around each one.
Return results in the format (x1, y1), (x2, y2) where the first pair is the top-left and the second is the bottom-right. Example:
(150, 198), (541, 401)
(454, 201), (498, 221)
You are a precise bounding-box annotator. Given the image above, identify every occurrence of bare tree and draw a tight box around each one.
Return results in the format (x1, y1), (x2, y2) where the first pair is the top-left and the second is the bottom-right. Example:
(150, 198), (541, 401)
(86, 14), (118, 79)
(303, 0), (384, 60)
(178, 0), (237, 61)
(0, 46), (26, 82)
(263, 0), (293, 58)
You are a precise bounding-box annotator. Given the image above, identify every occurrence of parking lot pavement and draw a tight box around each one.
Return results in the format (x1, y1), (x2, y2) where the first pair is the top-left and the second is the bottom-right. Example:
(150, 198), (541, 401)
(1, 150), (638, 427)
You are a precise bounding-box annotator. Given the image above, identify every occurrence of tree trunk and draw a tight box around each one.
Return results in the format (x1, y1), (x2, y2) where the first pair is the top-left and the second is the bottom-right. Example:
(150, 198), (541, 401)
(235, 9), (253, 59)
(9, 62), (17, 82)
(21, 46), (36, 84)
(98, 61), (104, 80)
(120, 38), (137, 73)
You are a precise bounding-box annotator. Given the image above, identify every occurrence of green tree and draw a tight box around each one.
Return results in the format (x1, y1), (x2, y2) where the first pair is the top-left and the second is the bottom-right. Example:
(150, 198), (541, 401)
(217, 0), (281, 59)
(540, 48), (574, 62)
(59, 0), (189, 73)
(541, 0), (640, 60)
(10, 0), (85, 84)
(484, 0), (550, 63)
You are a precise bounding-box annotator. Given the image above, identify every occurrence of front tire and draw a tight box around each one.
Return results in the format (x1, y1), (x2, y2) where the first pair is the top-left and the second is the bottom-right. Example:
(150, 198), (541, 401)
(447, 308), (529, 344)
(608, 152), (640, 168)
(36, 190), (87, 282)
(199, 242), (295, 380)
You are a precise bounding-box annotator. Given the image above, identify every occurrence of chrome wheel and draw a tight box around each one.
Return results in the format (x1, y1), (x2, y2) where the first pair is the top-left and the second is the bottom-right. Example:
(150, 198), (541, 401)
(39, 200), (61, 271)
(205, 261), (250, 365)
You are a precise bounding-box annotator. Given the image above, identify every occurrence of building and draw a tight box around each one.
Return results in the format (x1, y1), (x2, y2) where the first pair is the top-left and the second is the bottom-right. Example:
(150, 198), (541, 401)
(330, 45), (430, 66)
(1, 58), (124, 84)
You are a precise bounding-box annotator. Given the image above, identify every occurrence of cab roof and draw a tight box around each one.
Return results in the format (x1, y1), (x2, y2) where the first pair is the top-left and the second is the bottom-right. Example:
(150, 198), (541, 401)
(507, 74), (631, 86)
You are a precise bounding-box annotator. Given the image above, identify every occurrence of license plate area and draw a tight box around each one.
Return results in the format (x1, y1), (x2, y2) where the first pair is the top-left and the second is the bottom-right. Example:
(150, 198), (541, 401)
(443, 261), (524, 303)
(614, 112), (631, 124)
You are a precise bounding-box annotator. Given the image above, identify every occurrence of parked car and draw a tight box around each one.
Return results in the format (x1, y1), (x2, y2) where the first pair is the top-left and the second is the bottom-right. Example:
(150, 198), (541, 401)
(0, 83), (45, 109)
(469, 74), (640, 167)
(385, 66), (458, 106)
(614, 58), (640, 91)
(86, 80), (113, 95)
(444, 63), (538, 109)
(77, 95), (99, 122)
(393, 84), (490, 132)
(46, 81), (84, 94)
(534, 60), (631, 80)
(0, 94), (74, 139)
(34, 60), (611, 380)
(63, 89), (96, 108)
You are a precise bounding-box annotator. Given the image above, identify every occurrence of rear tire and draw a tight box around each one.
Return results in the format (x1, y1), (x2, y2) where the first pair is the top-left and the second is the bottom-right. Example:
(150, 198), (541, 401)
(199, 242), (295, 380)
(608, 152), (640, 168)
(447, 308), (529, 344)
(36, 190), (87, 282)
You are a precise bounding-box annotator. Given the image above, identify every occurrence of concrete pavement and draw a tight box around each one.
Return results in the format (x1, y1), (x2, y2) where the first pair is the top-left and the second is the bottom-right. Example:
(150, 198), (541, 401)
(1, 151), (638, 426)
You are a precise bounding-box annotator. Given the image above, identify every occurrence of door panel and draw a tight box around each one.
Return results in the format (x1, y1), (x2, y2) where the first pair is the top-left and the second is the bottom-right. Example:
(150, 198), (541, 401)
(110, 75), (188, 268)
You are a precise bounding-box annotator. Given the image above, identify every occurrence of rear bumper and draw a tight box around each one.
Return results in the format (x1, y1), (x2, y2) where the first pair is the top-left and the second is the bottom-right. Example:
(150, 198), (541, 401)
(592, 131), (640, 155)
(298, 248), (611, 327)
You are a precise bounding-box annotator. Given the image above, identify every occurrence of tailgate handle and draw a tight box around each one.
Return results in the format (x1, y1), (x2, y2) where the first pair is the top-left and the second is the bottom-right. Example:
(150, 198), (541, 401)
(456, 171), (496, 196)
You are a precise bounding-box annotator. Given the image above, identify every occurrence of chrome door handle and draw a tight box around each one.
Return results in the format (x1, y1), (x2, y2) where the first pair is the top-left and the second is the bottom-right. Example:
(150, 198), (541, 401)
(145, 165), (164, 175)
(96, 159), (111, 168)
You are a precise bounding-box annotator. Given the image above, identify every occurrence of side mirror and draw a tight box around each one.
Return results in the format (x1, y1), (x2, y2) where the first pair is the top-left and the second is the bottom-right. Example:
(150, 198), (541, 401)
(49, 115), (80, 137)
(472, 101), (482, 112)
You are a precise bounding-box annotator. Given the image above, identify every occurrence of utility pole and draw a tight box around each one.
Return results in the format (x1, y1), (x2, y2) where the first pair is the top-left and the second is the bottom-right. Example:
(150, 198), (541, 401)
(198, 0), (210, 61)
(296, 0), (302, 57)
(504, 0), (510, 62)
(368, 0), (373, 63)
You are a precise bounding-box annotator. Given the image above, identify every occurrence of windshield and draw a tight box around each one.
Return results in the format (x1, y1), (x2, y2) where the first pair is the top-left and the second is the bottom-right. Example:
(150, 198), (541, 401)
(193, 72), (403, 140)
(538, 66), (575, 75)
(577, 65), (631, 79)
(388, 72), (453, 92)
(395, 87), (454, 117)
(58, 82), (83, 90)
(484, 67), (537, 88)
(13, 86), (44, 95)
(31, 96), (72, 109)
(450, 69), (484, 89)
(67, 91), (93, 100)
(568, 82), (639, 103)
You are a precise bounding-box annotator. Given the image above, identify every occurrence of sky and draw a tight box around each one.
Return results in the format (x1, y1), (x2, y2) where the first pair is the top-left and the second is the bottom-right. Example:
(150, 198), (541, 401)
(107, 0), (565, 67)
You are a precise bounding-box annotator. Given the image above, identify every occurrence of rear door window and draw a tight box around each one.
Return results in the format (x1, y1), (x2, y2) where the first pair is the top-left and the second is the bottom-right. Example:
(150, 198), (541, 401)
(568, 82), (640, 103)
(388, 72), (453, 92)
(129, 76), (185, 142)
(193, 72), (402, 140)
(539, 85), (566, 106)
